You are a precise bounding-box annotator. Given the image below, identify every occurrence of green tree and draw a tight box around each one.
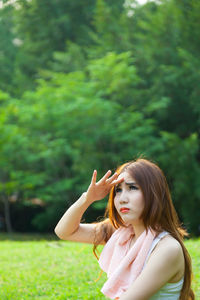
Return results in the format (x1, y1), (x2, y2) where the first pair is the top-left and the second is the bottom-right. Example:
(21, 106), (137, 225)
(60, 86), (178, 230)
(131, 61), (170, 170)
(0, 90), (47, 232)
(0, 5), (17, 94)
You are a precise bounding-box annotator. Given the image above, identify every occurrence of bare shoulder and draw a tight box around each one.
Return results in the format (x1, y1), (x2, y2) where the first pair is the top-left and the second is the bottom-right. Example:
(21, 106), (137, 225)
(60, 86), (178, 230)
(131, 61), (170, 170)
(145, 233), (185, 283)
(155, 234), (183, 257)
(150, 234), (185, 278)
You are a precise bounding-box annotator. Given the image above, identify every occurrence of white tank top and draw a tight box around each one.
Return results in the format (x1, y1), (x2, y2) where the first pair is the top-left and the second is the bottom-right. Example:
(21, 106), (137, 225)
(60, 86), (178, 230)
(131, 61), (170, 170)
(144, 232), (184, 300)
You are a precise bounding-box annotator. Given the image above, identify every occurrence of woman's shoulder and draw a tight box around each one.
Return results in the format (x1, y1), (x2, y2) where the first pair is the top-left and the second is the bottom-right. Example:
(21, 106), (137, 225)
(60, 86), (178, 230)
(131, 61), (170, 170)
(155, 234), (183, 254)
(151, 233), (184, 273)
(144, 233), (185, 283)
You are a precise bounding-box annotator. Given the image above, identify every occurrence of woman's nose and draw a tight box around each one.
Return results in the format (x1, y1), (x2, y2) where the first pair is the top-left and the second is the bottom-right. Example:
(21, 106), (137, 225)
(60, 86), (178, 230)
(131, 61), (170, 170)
(119, 191), (128, 204)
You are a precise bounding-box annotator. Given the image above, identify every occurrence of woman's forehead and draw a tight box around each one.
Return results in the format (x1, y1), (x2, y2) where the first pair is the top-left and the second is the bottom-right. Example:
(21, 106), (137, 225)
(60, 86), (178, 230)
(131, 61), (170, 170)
(118, 171), (134, 181)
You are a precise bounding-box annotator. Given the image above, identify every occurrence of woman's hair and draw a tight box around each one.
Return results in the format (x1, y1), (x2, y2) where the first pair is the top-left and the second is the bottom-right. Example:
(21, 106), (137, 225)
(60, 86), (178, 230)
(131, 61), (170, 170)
(93, 158), (195, 300)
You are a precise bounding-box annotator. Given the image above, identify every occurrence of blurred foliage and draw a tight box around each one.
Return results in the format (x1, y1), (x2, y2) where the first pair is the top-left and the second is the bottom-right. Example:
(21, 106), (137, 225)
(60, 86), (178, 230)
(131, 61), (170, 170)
(0, 0), (199, 235)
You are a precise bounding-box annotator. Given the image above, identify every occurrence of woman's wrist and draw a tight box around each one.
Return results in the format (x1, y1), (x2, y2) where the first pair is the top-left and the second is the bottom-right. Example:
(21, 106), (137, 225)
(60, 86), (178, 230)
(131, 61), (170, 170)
(84, 191), (96, 205)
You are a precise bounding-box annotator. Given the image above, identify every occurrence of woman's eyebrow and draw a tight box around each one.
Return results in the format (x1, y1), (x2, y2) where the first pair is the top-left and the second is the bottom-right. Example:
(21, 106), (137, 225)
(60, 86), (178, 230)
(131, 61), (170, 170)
(125, 182), (137, 185)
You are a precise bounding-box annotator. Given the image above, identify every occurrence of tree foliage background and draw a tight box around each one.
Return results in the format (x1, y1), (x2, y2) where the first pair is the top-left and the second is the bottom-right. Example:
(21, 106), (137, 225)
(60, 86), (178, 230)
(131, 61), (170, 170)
(0, 0), (199, 235)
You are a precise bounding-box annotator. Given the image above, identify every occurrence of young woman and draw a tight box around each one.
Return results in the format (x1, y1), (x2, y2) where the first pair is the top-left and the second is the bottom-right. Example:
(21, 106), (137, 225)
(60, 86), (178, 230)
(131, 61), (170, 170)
(55, 158), (195, 300)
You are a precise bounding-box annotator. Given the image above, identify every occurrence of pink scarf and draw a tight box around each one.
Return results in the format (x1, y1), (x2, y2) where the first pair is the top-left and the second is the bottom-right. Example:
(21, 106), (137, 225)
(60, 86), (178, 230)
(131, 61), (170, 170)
(98, 225), (156, 299)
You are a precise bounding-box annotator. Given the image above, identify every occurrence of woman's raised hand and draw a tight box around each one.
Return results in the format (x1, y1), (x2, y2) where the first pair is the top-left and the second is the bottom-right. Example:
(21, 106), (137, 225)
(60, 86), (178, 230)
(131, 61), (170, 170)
(86, 170), (124, 203)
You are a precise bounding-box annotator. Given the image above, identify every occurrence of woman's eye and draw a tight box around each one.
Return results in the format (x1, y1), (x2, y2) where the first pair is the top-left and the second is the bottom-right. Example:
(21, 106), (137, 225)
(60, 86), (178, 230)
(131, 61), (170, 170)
(129, 185), (138, 190)
(115, 187), (122, 193)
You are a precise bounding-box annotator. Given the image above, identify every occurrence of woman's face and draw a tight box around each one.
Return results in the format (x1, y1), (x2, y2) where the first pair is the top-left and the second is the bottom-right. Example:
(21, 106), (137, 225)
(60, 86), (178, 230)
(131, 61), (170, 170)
(114, 171), (145, 226)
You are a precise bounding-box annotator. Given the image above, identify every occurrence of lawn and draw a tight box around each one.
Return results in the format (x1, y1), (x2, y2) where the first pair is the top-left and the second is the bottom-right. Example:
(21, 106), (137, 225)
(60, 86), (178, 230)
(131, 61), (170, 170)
(0, 234), (199, 299)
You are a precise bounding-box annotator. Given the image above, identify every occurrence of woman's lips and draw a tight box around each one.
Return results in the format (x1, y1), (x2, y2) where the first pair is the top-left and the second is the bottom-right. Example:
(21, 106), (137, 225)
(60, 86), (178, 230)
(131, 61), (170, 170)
(120, 207), (130, 213)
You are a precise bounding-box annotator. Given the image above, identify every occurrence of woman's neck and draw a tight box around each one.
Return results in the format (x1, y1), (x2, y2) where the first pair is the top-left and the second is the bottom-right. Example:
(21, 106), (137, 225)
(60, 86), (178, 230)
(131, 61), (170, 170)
(131, 223), (146, 240)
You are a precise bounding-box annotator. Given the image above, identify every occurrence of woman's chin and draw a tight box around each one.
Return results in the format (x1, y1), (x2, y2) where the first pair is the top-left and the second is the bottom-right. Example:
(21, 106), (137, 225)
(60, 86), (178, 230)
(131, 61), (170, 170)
(121, 216), (132, 224)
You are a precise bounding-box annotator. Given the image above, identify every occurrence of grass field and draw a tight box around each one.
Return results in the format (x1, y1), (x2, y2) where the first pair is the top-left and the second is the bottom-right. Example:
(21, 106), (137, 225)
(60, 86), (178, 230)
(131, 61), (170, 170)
(0, 234), (199, 299)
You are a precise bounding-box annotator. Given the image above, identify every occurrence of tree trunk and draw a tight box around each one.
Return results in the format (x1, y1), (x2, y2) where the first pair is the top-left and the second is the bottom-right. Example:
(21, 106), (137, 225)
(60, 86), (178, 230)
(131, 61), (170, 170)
(2, 193), (13, 233)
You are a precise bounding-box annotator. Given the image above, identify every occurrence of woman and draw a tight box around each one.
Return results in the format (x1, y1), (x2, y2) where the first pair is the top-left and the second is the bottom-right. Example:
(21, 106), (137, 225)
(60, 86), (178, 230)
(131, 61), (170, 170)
(55, 158), (195, 300)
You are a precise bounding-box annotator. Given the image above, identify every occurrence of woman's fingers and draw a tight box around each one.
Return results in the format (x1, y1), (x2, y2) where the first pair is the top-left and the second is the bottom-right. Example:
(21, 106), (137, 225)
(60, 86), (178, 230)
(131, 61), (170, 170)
(95, 169), (123, 188)
(106, 172), (118, 184)
(91, 170), (97, 185)
(111, 176), (124, 186)
(98, 170), (112, 184)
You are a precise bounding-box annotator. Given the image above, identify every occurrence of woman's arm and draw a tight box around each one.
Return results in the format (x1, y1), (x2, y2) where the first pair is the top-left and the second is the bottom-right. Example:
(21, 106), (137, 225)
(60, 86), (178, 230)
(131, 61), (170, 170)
(54, 170), (123, 244)
(54, 192), (97, 243)
(119, 236), (184, 300)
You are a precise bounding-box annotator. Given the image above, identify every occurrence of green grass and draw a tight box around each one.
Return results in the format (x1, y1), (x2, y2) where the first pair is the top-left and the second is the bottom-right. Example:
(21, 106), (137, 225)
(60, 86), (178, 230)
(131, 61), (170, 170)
(0, 234), (199, 299)
(185, 238), (200, 298)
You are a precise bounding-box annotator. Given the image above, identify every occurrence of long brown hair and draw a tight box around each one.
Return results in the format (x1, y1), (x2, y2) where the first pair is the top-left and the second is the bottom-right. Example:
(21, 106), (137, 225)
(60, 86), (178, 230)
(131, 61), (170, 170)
(93, 158), (195, 300)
